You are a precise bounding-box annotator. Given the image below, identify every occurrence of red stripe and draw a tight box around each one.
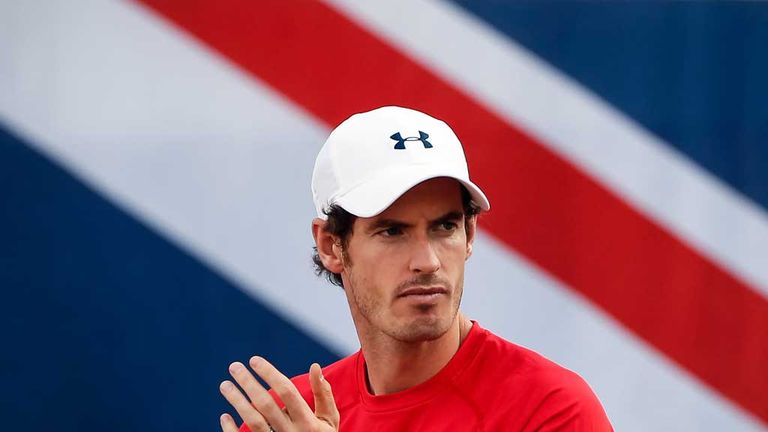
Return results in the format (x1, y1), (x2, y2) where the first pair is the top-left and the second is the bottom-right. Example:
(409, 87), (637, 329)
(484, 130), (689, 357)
(135, 0), (768, 423)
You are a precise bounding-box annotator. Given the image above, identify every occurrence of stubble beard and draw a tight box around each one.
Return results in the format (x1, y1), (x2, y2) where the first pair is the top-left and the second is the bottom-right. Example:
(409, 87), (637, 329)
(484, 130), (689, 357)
(347, 268), (464, 344)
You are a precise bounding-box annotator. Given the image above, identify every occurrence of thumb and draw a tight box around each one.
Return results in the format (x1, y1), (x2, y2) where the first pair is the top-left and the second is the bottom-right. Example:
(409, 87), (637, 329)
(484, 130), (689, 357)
(310, 363), (339, 428)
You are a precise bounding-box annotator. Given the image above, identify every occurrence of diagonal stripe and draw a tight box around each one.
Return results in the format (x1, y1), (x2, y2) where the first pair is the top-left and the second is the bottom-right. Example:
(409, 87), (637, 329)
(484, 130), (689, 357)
(133, 0), (767, 425)
(0, 0), (358, 356)
(464, 231), (766, 431)
(0, 122), (339, 431)
(327, 0), (768, 302)
(447, 1), (768, 212)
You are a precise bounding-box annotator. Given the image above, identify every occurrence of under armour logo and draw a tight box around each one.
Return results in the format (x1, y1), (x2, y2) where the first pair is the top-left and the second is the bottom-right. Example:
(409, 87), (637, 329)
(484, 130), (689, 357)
(390, 131), (433, 150)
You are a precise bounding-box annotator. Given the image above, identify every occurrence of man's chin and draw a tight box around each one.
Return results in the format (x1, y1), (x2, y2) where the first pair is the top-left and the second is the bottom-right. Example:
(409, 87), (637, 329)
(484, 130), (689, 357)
(389, 315), (453, 343)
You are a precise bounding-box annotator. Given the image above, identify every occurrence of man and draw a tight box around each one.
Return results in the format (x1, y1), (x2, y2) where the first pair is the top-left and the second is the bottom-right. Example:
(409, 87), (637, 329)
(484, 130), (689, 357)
(219, 106), (613, 431)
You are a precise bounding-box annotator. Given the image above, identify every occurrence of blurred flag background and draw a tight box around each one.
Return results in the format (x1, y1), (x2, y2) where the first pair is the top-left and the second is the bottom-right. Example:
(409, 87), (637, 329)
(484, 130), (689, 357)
(1, 1), (766, 431)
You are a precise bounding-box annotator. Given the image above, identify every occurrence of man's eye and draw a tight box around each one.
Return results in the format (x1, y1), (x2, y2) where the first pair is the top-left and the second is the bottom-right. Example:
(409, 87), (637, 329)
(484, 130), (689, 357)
(439, 222), (458, 231)
(381, 227), (402, 236)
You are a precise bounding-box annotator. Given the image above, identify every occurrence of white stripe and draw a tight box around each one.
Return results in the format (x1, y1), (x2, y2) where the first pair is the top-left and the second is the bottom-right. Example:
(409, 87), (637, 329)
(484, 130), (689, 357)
(0, 1), (764, 430)
(323, 0), (768, 300)
(0, 0), (358, 356)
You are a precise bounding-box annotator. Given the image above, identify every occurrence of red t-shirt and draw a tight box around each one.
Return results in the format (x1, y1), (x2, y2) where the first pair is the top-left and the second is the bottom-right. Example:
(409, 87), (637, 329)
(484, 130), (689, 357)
(242, 322), (612, 431)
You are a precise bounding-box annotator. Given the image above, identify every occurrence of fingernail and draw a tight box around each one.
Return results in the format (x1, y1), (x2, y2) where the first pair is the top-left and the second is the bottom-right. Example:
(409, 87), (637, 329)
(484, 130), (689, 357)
(220, 413), (228, 423)
(220, 381), (234, 392)
(229, 362), (243, 373)
(250, 356), (263, 367)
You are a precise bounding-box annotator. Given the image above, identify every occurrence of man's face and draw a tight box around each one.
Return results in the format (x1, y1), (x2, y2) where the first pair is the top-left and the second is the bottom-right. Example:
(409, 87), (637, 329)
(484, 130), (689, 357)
(339, 178), (475, 343)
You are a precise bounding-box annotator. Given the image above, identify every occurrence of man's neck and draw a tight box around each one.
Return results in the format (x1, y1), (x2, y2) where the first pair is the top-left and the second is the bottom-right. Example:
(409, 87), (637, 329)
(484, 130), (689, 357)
(360, 314), (473, 395)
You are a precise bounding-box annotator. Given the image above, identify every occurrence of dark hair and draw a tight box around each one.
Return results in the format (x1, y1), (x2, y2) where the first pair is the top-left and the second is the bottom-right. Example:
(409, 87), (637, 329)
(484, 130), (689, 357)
(312, 186), (481, 288)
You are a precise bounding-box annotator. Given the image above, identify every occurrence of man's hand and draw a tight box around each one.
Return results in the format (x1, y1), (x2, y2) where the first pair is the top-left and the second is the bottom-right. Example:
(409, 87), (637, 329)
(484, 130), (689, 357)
(219, 356), (339, 432)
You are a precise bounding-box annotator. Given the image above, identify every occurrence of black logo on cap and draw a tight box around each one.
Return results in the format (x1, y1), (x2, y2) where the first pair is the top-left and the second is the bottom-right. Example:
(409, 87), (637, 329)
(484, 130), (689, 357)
(390, 131), (433, 150)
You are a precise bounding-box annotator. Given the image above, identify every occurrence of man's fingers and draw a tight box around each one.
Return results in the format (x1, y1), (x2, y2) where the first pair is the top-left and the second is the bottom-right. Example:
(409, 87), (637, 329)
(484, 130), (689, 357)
(228, 362), (289, 431)
(219, 380), (270, 431)
(250, 356), (314, 425)
(219, 413), (240, 432)
(310, 363), (340, 428)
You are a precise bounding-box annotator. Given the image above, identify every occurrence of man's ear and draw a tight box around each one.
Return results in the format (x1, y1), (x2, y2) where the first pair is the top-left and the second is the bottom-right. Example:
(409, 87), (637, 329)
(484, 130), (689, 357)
(312, 218), (345, 273)
(465, 215), (477, 259)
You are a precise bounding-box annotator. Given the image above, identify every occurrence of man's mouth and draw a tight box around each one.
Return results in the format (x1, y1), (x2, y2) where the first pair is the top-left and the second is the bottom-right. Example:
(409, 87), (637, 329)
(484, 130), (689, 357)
(397, 286), (448, 298)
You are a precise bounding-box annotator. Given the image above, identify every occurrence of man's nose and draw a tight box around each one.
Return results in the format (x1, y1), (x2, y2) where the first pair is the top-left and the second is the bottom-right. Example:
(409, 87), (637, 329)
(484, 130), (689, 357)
(408, 235), (440, 274)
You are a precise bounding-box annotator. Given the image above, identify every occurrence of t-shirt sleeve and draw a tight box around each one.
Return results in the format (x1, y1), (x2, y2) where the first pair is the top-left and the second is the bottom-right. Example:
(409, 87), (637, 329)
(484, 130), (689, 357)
(526, 370), (613, 432)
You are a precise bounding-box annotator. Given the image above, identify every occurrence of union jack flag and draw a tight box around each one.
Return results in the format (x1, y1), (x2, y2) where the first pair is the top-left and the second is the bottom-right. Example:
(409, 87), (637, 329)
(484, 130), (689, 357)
(0, 1), (766, 430)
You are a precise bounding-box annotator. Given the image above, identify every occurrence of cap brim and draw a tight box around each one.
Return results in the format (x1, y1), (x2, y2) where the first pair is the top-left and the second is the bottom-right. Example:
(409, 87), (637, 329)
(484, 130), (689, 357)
(333, 165), (490, 218)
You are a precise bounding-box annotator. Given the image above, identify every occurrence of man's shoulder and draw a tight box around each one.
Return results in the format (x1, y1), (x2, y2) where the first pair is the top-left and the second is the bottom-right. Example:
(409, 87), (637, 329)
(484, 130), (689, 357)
(474, 326), (590, 389)
(468, 326), (613, 430)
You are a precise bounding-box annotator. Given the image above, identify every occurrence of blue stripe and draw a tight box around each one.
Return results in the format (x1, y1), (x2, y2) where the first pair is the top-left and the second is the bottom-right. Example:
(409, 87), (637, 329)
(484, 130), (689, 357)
(448, 1), (768, 210)
(0, 124), (339, 431)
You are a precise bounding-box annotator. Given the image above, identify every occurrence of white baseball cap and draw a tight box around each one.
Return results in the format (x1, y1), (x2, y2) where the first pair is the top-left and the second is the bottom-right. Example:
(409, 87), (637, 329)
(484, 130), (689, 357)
(312, 106), (490, 219)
